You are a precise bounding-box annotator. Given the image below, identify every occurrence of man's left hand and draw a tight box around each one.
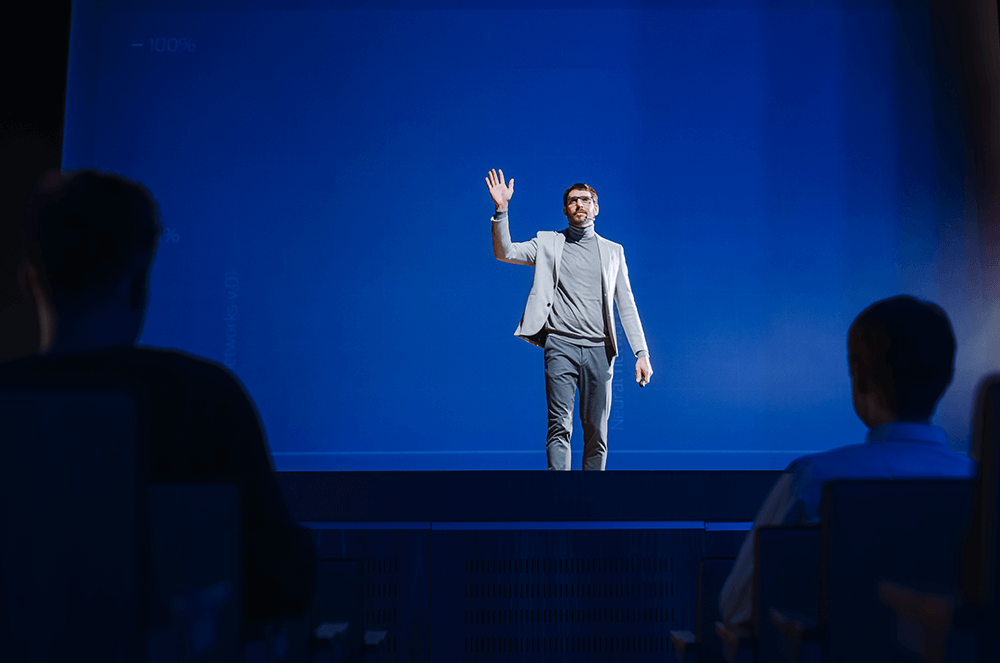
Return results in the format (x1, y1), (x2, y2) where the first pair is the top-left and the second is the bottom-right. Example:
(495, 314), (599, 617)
(635, 356), (653, 387)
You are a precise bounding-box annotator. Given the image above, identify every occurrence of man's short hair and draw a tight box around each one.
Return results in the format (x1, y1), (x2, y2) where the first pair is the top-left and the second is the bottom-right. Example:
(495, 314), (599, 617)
(22, 170), (161, 309)
(847, 295), (955, 421)
(563, 183), (598, 207)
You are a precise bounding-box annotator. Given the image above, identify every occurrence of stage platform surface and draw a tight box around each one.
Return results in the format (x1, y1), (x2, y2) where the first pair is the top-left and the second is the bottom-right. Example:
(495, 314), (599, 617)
(277, 470), (782, 523)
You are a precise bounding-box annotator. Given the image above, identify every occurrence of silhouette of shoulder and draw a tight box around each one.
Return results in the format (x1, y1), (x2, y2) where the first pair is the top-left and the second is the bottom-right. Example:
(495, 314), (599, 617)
(783, 426), (975, 524)
(0, 346), (268, 479)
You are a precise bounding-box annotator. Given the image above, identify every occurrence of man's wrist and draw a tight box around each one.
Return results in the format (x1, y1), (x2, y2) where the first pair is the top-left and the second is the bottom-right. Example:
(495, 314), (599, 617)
(493, 209), (508, 220)
(636, 350), (649, 359)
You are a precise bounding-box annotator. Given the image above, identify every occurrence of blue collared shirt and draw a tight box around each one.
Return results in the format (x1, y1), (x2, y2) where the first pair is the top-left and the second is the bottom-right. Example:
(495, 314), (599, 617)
(784, 422), (975, 524)
(719, 422), (976, 626)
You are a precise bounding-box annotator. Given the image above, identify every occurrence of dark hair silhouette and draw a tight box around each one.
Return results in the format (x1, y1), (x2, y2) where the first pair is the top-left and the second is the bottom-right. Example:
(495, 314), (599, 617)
(22, 170), (161, 310)
(847, 295), (955, 421)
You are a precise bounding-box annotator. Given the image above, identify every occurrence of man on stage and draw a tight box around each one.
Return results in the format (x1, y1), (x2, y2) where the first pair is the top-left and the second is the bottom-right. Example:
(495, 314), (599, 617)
(486, 168), (653, 471)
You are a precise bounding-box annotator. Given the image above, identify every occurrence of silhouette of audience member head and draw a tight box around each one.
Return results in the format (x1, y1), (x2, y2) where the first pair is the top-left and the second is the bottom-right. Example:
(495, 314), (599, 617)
(847, 295), (955, 428)
(19, 170), (161, 354)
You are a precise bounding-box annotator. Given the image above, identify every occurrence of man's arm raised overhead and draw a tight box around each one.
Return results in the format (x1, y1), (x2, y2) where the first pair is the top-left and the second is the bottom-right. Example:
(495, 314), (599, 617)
(486, 168), (537, 266)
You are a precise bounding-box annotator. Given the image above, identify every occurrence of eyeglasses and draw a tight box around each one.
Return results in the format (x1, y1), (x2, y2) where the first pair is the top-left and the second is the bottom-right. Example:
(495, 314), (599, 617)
(567, 196), (594, 206)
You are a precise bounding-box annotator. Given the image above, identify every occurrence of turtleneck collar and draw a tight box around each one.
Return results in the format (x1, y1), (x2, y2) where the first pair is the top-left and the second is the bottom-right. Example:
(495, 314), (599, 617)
(565, 221), (595, 241)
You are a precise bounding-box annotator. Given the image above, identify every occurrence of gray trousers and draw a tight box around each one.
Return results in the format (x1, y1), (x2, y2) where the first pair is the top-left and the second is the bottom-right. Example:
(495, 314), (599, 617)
(544, 333), (614, 471)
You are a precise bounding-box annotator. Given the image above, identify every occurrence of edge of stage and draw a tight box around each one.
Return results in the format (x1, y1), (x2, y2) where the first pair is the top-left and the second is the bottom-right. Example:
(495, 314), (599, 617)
(277, 470), (782, 523)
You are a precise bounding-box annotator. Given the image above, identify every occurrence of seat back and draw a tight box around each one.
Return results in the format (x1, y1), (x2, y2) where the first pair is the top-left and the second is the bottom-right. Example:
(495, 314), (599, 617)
(0, 381), (243, 663)
(821, 478), (974, 663)
(754, 526), (821, 662)
(965, 374), (1000, 605)
(146, 484), (241, 663)
(311, 560), (364, 663)
(0, 387), (143, 662)
(695, 557), (735, 663)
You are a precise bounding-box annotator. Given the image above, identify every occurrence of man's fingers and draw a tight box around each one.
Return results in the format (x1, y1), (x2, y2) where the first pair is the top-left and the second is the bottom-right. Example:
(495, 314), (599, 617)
(486, 169), (511, 200)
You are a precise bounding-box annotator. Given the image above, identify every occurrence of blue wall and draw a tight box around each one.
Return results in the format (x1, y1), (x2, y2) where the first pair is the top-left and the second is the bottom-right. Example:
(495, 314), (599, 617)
(63, 0), (965, 470)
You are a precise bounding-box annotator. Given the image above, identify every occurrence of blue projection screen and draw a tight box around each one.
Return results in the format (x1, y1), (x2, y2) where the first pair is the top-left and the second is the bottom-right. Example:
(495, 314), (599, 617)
(62, 0), (973, 470)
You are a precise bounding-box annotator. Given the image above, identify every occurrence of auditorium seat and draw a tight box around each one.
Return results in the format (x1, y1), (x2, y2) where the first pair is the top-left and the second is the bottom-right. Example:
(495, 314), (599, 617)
(244, 558), (372, 663)
(309, 560), (364, 662)
(877, 374), (1000, 663)
(670, 557), (735, 663)
(770, 478), (974, 663)
(0, 384), (241, 662)
(244, 613), (312, 662)
(147, 484), (241, 662)
(715, 525), (822, 663)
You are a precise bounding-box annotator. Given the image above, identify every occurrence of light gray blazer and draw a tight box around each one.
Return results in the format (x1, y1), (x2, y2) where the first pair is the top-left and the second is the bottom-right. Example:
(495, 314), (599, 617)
(492, 215), (648, 359)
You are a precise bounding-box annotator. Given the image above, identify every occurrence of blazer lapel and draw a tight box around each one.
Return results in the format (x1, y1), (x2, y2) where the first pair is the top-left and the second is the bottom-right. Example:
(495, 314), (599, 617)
(596, 234), (611, 291)
(552, 231), (566, 281)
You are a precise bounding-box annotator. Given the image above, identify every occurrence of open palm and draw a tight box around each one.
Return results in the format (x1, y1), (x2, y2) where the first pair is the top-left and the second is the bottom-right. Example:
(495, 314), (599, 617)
(485, 168), (514, 210)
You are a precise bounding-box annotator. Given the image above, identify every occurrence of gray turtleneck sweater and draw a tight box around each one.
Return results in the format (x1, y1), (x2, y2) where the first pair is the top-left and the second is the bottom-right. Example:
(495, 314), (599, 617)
(545, 222), (607, 347)
(491, 210), (649, 358)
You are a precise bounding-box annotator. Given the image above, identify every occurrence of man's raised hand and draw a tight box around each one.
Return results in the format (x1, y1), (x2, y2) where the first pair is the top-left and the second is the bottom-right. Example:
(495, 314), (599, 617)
(485, 169), (514, 212)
